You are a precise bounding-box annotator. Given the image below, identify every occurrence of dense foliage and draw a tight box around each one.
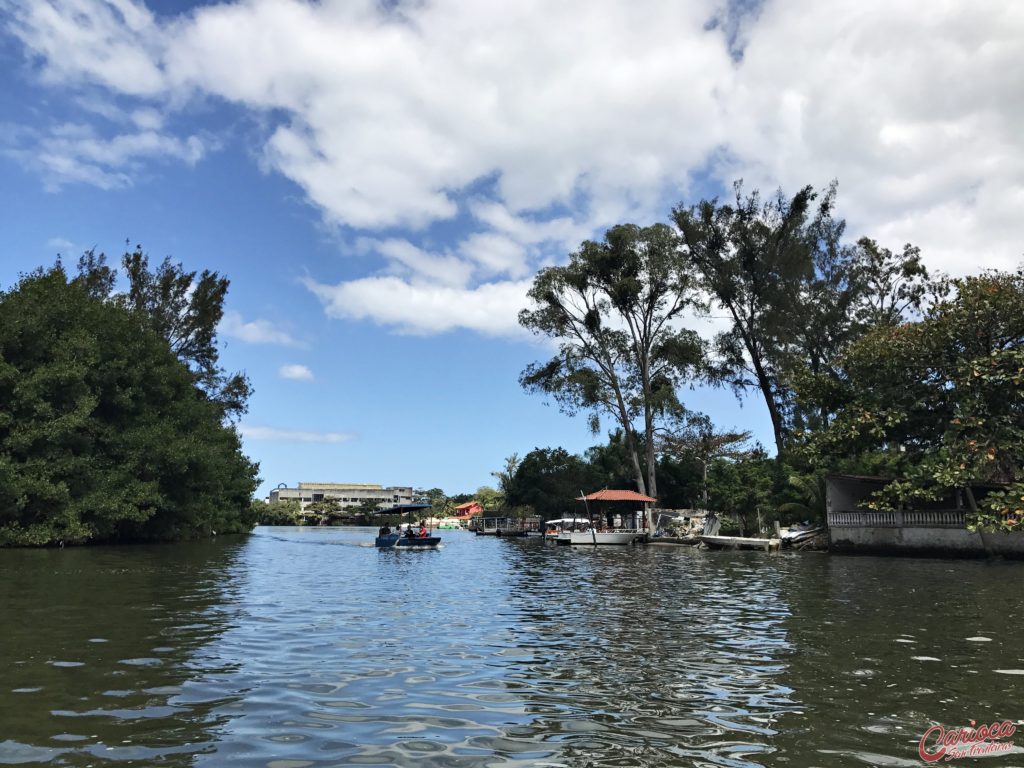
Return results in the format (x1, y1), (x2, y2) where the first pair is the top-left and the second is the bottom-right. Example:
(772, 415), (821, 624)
(515, 178), (1021, 536)
(0, 262), (259, 546)
(801, 270), (1024, 530)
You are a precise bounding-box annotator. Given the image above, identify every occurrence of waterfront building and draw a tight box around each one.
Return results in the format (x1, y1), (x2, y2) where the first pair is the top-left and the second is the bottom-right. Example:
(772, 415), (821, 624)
(454, 501), (483, 520)
(826, 474), (1024, 558)
(269, 482), (415, 513)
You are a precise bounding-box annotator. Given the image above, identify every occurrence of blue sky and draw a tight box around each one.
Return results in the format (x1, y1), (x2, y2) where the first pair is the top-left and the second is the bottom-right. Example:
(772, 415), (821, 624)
(1, 1), (1021, 498)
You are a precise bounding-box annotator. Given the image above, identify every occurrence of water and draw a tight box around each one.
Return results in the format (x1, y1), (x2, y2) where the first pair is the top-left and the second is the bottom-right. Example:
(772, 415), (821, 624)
(1, 527), (1022, 767)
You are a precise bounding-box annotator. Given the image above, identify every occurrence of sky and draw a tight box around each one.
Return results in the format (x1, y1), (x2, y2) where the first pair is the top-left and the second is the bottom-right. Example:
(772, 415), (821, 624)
(1, 0), (1021, 499)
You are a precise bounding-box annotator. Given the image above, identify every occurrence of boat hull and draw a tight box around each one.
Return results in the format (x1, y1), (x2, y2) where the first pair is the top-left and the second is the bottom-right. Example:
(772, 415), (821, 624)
(555, 530), (647, 546)
(375, 534), (441, 549)
(699, 535), (780, 552)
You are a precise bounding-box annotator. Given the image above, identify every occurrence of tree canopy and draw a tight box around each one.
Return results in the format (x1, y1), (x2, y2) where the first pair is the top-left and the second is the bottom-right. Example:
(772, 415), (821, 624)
(672, 182), (930, 454)
(519, 223), (705, 500)
(802, 270), (1024, 530)
(0, 262), (259, 546)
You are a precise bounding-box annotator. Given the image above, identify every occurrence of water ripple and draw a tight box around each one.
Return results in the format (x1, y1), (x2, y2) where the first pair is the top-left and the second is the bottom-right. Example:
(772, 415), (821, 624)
(1, 529), (1022, 766)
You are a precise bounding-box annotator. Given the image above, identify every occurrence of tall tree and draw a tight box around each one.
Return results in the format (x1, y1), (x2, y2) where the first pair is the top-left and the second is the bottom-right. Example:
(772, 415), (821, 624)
(120, 246), (251, 420)
(74, 246), (251, 420)
(852, 238), (930, 327)
(672, 182), (828, 454)
(491, 454), (520, 499)
(519, 223), (705, 499)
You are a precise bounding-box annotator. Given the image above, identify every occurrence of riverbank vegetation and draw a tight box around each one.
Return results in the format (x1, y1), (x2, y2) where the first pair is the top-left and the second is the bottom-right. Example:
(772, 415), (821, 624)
(0, 250), (259, 546)
(517, 181), (1023, 532)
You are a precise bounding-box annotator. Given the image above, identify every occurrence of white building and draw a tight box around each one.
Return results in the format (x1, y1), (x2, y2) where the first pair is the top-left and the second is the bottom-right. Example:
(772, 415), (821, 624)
(269, 482), (415, 512)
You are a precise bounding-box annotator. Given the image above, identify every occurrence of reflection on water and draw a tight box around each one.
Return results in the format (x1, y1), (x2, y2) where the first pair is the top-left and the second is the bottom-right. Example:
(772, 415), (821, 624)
(1, 528), (1022, 767)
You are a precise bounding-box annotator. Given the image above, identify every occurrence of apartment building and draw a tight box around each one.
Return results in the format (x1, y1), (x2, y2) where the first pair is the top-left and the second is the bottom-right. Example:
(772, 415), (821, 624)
(269, 482), (415, 512)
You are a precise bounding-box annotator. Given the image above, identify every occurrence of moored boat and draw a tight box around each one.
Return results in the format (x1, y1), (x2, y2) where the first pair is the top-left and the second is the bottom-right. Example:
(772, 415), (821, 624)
(699, 534), (781, 552)
(555, 529), (647, 546)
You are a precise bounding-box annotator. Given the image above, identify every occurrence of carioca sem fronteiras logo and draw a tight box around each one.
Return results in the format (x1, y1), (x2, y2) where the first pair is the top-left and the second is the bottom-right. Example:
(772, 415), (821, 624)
(918, 719), (1016, 762)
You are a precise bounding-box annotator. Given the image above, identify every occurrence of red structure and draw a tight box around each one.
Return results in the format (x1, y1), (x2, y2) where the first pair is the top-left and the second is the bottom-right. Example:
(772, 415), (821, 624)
(454, 501), (483, 519)
(576, 489), (657, 503)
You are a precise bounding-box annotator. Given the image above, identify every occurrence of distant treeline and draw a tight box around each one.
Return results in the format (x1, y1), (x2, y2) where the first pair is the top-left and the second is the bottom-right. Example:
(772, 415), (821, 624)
(0, 249), (259, 546)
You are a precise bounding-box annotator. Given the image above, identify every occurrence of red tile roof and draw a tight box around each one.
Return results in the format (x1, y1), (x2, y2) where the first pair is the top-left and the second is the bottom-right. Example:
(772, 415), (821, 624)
(577, 489), (657, 503)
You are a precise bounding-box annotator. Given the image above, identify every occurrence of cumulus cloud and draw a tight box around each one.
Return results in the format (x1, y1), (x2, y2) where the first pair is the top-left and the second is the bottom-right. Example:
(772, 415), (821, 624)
(239, 424), (354, 443)
(304, 275), (533, 337)
(220, 311), (304, 347)
(5, 0), (1024, 332)
(278, 363), (314, 381)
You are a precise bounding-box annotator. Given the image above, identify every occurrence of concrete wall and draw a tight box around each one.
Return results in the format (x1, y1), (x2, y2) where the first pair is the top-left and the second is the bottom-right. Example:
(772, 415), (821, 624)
(826, 476), (1024, 559)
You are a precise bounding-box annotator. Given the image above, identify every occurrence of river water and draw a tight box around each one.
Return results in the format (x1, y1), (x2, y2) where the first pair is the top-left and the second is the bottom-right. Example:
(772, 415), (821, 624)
(1, 527), (1022, 767)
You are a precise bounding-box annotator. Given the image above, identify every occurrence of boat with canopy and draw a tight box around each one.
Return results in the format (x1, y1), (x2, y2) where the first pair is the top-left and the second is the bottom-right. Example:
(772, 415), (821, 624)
(374, 503), (441, 549)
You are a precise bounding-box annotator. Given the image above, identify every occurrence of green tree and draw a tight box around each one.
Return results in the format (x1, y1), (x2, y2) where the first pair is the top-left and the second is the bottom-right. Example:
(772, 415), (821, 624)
(657, 412), (753, 511)
(673, 183), (838, 454)
(491, 454), (520, 498)
(75, 246), (251, 420)
(852, 238), (930, 327)
(706, 450), (778, 535)
(674, 183), (933, 452)
(306, 498), (342, 525)
(805, 269), (1024, 531)
(519, 223), (705, 499)
(506, 447), (599, 519)
(253, 499), (302, 525)
(0, 266), (259, 545)
(474, 486), (504, 511)
(423, 488), (453, 518)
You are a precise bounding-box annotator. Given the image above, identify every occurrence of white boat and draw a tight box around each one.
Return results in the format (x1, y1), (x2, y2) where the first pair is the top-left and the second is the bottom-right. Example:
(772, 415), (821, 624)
(555, 529), (647, 546)
(699, 534), (781, 552)
(543, 517), (593, 542)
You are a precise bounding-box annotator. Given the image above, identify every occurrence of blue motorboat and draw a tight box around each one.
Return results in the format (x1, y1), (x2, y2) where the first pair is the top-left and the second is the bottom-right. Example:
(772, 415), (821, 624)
(374, 503), (441, 549)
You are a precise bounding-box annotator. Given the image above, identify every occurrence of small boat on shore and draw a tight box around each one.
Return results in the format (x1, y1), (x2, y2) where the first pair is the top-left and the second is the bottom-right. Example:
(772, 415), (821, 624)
(700, 534), (781, 553)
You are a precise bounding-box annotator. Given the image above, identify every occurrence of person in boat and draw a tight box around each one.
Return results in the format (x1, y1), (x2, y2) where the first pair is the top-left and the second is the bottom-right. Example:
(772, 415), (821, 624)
(403, 526), (415, 539)
(378, 523), (391, 536)
(418, 522), (428, 538)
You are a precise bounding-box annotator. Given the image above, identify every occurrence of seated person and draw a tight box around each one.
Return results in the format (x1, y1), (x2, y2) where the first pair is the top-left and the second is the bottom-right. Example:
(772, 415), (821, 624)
(418, 523), (429, 538)
(404, 526), (415, 538)
(378, 524), (391, 536)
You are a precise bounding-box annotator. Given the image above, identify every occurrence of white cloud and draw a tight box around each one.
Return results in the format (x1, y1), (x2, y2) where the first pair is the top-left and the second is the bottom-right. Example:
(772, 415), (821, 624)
(6, 0), (1024, 332)
(362, 238), (474, 288)
(239, 424), (354, 443)
(220, 311), (304, 347)
(9, 122), (205, 190)
(46, 236), (76, 252)
(304, 275), (533, 337)
(278, 363), (314, 381)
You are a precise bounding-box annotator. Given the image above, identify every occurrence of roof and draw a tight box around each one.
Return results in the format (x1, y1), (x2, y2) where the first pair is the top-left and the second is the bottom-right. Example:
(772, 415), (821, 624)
(577, 489), (657, 503)
(454, 501), (481, 510)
